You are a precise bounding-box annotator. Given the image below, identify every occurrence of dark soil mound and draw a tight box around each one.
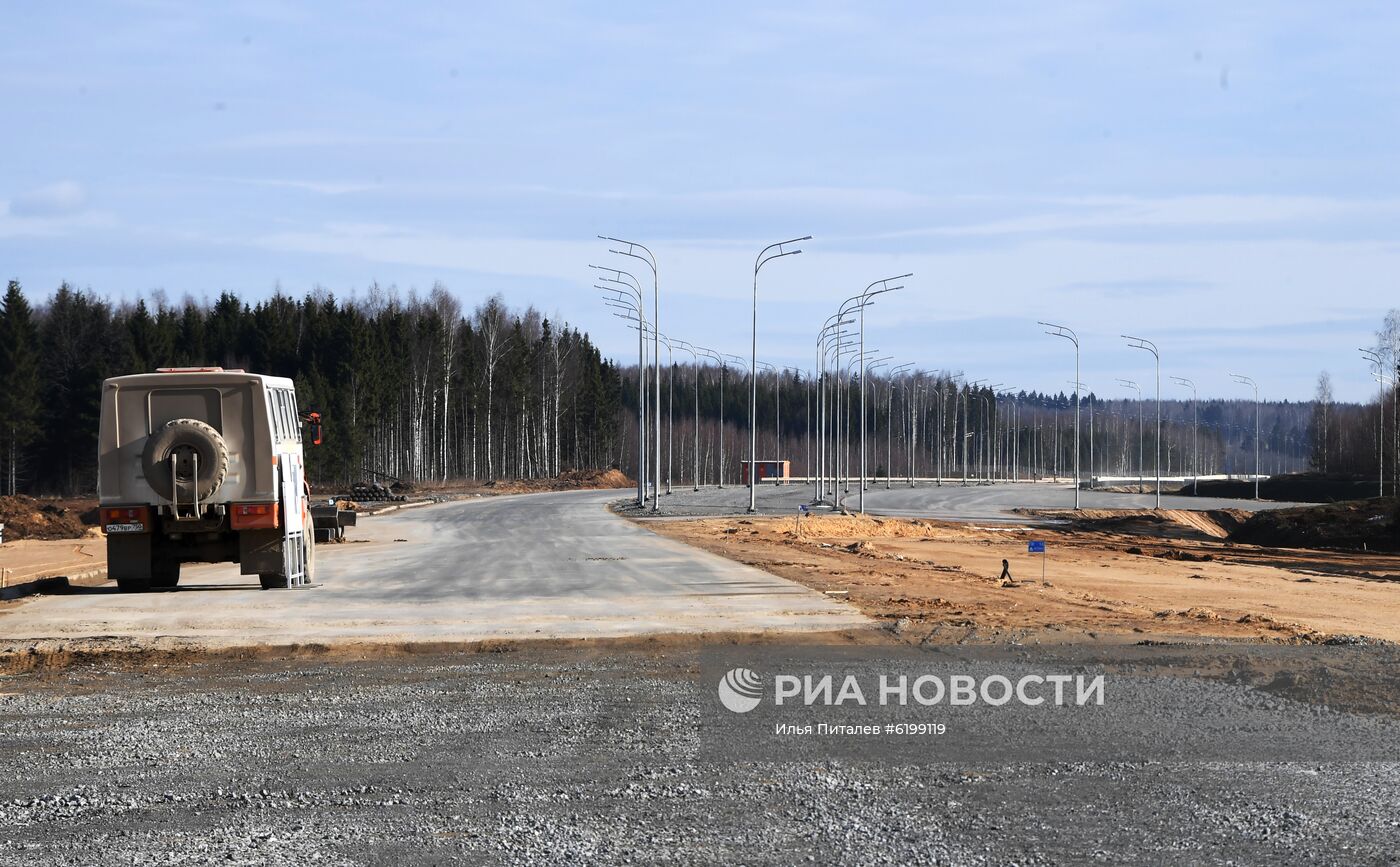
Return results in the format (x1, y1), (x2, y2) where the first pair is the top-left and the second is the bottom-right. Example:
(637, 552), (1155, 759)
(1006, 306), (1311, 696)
(1185, 473), (1379, 504)
(1230, 498), (1400, 552)
(0, 496), (95, 541)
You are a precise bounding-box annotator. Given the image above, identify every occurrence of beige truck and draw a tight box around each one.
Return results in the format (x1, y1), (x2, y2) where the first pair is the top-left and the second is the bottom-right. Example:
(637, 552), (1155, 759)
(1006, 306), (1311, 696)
(97, 368), (320, 591)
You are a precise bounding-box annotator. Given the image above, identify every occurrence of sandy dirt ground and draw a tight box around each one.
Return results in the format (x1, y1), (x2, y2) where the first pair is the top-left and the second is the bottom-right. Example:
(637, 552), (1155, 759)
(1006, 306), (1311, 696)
(639, 510), (1400, 643)
(0, 534), (107, 587)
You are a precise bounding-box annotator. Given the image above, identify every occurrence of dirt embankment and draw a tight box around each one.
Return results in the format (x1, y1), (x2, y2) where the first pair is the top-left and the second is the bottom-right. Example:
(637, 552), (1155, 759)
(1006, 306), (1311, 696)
(481, 468), (633, 495)
(1022, 508), (1251, 540)
(641, 511), (1400, 645)
(0, 496), (99, 541)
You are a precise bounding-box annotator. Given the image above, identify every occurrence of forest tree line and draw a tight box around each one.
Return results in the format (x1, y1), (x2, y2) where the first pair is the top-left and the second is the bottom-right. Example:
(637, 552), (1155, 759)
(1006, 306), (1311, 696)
(0, 281), (624, 495)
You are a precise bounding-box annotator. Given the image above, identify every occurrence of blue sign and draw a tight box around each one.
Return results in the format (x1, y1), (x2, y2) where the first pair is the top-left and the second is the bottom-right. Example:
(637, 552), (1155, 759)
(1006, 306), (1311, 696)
(799, 504), (809, 513)
(1027, 540), (1046, 553)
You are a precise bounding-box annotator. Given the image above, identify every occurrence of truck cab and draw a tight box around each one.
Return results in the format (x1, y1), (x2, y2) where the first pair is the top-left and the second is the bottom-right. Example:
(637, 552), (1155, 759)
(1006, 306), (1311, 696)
(97, 368), (318, 591)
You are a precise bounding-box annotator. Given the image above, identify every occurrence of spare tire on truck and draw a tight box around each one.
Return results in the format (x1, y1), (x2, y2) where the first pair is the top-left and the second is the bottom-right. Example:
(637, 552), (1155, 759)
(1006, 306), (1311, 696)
(142, 418), (229, 502)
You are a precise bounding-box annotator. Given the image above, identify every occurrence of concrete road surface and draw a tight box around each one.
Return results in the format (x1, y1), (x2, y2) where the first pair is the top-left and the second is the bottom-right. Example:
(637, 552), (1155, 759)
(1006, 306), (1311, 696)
(0, 490), (865, 646)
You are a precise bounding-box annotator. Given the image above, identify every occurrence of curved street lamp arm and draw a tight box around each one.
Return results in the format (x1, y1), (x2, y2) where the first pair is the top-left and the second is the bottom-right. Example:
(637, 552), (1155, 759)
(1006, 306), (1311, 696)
(1122, 334), (1159, 359)
(597, 236), (658, 278)
(589, 264), (645, 295)
(756, 236), (811, 274)
(1038, 321), (1078, 346)
(863, 273), (913, 299)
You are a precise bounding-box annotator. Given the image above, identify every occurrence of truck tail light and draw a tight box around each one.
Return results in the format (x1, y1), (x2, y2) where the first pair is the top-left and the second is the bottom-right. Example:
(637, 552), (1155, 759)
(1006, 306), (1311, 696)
(100, 506), (151, 533)
(231, 502), (279, 530)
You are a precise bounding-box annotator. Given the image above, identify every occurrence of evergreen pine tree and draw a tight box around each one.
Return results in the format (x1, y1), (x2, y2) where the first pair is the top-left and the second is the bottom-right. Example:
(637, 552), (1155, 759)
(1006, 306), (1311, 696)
(0, 281), (41, 494)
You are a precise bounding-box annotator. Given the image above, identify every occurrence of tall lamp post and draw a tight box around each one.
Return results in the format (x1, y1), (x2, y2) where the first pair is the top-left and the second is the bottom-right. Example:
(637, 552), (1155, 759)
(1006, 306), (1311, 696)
(1068, 381), (1091, 489)
(671, 338), (702, 490)
(596, 279), (648, 506)
(978, 384), (1003, 483)
(748, 236), (810, 512)
(887, 362), (914, 489)
(659, 335), (676, 494)
(822, 332), (858, 503)
(1117, 379), (1143, 496)
(1171, 376), (1198, 495)
(964, 378), (986, 486)
(1123, 334), (1161, 509)
(1039, 322), (1081, 508)
(727, 353), (751, 491)
(697, 347), (726, 487)
(995, 386), (1016, 482)
(815, 316), (854, 503)
(1360, 348), (1389, 498)
(601, 236), (661, 511)
(828, 295), (873, 503)
(843, 348), (882, 508)
(935, 373), (962, 487)
(857, 275), (910, 513)
(1230, 373), (1260, 500)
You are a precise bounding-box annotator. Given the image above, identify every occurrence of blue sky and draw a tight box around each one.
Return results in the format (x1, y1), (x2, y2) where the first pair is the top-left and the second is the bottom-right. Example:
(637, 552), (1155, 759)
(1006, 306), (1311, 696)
(3, 1), (1397, 401)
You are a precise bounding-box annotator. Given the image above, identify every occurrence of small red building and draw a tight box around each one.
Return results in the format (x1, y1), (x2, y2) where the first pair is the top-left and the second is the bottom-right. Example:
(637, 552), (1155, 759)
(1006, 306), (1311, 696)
(741, 460), (791, 484)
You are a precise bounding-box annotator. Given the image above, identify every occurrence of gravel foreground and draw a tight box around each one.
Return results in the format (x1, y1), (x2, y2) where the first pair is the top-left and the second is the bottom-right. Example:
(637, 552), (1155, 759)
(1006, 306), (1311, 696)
(1, 645), (1398, 865)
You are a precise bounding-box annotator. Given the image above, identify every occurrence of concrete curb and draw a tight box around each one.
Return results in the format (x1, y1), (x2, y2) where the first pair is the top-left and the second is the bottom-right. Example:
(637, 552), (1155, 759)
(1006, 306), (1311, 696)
(360, 499), (436, 517)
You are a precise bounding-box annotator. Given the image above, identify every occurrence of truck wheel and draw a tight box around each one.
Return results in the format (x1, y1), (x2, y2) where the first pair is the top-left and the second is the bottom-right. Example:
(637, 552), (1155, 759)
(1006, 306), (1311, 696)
(116, 577), (150, 592)
(142, 418), (229, 502)
(150, 560), (181, 590)
(303, 534), (316, 585)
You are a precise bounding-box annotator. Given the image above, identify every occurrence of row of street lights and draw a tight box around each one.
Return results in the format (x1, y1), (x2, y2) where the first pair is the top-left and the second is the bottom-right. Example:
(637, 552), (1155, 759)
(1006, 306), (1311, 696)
(595, 246), (1305, 515)
(594, 235), (814, 511)
(1040, 323), (1264, 507)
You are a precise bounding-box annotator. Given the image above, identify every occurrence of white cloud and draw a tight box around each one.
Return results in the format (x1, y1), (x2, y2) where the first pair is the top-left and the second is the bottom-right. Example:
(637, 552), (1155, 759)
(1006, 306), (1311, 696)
(6, 180), (87, 218)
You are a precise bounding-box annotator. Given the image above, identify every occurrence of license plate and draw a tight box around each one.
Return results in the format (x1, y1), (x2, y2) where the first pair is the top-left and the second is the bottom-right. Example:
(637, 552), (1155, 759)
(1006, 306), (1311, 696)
(104, 523), (145, 534)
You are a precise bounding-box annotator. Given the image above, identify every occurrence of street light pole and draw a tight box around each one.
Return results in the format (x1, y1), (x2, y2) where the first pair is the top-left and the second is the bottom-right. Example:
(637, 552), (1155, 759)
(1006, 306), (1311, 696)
(934, 381), (947, 487)
(697, 347), (725, 487)
(601, 237), (662, 511)
(1230, 373), (1260, 500)
(887, 362), (914, 489)
(595, 274), (648, 506)
(1123, 335), (1161, 509)
(1171, 376), (1198, 495)
(821, 301), (865, 505)
(1360, 348), (1388, 498)
(1118, 379), (1143, 496)
(672, 339), (702, 490)
(660, 336), (675, 494)
(845, 348), (883, 510)
(964, 378), (986, 487)
(1039, 322), (1081, 509)
(1068, 381), (1089, 489)
(857, 276), (909, 514)
(815, 316), (851, 503)
(748, 236), (810, 512)
(823, 333), (857, 505)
